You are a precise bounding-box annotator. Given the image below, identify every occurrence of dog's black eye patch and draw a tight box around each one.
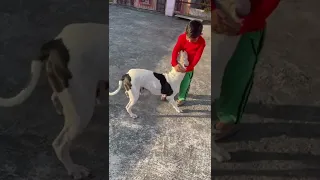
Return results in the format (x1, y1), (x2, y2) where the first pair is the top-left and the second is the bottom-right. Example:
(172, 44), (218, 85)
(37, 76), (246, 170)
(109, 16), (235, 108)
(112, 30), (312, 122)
(153, 72), (173, 96)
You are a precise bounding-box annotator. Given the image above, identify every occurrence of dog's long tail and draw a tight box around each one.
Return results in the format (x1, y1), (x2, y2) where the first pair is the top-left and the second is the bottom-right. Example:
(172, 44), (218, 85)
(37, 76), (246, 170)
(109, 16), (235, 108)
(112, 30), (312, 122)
(109, 74), (132, 96)
(0, 60), (43, 107)
(109, 80), (123, 96)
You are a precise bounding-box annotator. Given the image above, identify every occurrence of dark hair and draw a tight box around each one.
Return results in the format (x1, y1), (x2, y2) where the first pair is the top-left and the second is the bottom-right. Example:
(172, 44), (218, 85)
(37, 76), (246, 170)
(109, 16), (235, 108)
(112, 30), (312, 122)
(185, 20), (203, 38)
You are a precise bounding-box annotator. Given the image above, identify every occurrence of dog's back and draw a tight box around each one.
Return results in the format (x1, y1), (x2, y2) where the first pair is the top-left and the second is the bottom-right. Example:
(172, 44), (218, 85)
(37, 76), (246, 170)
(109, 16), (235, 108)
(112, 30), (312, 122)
(127, 68), (162, 95)
(127, 68), (154, 86)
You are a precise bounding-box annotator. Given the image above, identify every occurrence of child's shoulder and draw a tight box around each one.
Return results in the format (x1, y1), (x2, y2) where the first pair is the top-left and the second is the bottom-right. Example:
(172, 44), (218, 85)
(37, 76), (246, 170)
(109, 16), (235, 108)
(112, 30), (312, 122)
(178, 33), (187, 39)
(198, 35), (206, 44)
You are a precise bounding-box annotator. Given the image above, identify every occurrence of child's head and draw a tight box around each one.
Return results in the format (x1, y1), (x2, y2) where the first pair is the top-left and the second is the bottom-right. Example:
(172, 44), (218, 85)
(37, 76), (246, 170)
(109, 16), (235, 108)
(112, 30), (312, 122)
(185, 20), (203, 42)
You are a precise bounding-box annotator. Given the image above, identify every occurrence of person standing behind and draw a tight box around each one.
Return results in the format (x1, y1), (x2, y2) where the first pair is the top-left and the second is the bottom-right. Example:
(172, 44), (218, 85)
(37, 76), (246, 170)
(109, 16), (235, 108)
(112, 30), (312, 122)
(211, 0), (281, 140)
(165, 20), (206, 106)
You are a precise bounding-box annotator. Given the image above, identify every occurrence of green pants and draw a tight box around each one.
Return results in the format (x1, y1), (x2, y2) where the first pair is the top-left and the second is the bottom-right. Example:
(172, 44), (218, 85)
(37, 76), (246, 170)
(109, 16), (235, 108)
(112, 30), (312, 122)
(178, 71), (194, 100)
(216, 29), (265, 124)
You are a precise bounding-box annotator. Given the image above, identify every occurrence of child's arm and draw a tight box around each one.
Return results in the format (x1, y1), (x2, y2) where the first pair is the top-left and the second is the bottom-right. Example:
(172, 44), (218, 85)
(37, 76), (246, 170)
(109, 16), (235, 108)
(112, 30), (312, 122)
(185, 39), (206, 72)
(239, 0), (281, 34)
(171, 35), (184, 67)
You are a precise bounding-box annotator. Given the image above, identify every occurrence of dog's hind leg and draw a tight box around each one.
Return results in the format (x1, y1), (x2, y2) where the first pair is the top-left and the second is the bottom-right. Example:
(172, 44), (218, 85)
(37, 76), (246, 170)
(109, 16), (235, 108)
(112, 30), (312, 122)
(52, 88), (95, 179)
(167, 96), (183, 113)
(51, 92), (63, 115)
(125, 88), (140, 119)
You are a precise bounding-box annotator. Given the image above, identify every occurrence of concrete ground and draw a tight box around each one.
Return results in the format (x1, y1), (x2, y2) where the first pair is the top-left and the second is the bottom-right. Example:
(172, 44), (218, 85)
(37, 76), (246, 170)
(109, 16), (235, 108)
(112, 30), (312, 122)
(0, 1), (108, 179)
(109, 5), (211, 180)
(214, 1), (320, 179)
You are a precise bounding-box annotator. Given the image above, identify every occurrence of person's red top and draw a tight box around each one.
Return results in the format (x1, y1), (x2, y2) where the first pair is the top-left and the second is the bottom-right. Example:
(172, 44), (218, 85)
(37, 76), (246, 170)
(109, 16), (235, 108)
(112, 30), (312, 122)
(171, 33), (206, 72)
(211, 0), (281, 34)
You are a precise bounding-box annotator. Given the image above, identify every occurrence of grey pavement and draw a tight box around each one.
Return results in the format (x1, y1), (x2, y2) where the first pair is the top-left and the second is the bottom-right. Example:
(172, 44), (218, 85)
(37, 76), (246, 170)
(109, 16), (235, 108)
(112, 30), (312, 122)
(109, 5), (211, 180)
(213, 1), (320, 179)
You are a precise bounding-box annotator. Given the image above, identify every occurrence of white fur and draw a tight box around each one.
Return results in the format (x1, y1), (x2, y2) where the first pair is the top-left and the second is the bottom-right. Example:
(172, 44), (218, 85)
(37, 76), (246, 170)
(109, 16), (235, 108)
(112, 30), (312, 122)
(109, 51), (188, 118)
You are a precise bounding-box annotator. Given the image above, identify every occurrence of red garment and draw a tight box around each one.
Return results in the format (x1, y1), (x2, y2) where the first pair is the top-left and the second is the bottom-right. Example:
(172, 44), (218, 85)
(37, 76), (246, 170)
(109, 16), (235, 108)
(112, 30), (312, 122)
(171, 33), (206, 72)
(211, 0), (281, 34)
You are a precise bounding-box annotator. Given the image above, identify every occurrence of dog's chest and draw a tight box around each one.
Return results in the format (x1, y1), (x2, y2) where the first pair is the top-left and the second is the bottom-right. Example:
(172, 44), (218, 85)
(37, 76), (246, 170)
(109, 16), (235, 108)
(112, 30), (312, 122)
(153, 72), (174, 96)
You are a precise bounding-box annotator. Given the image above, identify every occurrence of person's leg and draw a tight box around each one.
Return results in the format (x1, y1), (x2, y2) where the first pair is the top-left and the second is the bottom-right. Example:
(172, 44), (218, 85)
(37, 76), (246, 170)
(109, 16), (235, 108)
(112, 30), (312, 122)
(214, 29), (266, 140)
(177, 71), (194, 106)
(211, 34), (241, 100)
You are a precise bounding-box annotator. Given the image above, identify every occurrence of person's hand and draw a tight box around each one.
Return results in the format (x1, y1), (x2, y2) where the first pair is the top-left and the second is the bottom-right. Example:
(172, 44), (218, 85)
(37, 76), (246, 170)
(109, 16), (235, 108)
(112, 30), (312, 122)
(212, 9), (243, 36)
(174, 64), (185, 72)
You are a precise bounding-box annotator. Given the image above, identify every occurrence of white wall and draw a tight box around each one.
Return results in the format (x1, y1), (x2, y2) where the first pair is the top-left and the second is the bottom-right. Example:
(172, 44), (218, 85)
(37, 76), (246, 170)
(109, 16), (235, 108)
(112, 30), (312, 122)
(165, 0), (176, 16)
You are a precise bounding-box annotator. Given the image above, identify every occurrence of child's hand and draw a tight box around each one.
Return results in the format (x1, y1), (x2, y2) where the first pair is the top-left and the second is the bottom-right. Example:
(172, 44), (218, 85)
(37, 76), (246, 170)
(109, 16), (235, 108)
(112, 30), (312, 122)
(174, 64), (185, 72)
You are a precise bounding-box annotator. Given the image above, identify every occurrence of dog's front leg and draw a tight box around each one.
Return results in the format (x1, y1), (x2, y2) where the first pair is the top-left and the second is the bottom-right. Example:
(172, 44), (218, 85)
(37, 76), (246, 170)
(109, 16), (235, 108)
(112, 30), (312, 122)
(212, 141), (231, 162)
(167, 96), (183, 113)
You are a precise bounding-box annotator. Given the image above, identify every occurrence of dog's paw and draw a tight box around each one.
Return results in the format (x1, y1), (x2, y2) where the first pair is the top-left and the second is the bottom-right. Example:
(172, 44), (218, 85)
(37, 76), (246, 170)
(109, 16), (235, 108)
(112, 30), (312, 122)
(215, 155), (225, 162)
(214, 152), (231, 162)
(176, 108), (183, 113)
(131, 114), (138, 119)
(222, 151), (231, 161)
(67, 164), (90, 180)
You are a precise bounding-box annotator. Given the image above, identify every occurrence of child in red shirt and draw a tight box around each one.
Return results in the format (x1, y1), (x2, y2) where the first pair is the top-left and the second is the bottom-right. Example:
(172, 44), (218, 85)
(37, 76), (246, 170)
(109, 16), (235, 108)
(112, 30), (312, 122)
(212, 0), (281, 140)
(169, 20), (206, 106)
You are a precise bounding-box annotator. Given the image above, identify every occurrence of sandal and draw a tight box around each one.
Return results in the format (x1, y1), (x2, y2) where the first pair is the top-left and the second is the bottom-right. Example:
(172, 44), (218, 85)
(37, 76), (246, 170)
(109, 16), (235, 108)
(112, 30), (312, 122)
(176, 100), (185, 107)
(213, 121), (240, 141)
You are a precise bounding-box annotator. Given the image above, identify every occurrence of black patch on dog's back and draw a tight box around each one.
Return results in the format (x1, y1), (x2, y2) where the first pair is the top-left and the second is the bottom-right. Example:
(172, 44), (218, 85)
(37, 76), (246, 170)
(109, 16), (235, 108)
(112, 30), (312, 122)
(121, 74), (132, 91)
(41, 39), (72, 93)
(39, 38), (70, 63)
(153, 72), (173, 96)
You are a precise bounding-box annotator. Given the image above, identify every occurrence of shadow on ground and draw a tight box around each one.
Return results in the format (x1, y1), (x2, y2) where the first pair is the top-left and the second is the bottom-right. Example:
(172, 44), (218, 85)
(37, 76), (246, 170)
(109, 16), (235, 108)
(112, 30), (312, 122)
(213, 102), (320, 179)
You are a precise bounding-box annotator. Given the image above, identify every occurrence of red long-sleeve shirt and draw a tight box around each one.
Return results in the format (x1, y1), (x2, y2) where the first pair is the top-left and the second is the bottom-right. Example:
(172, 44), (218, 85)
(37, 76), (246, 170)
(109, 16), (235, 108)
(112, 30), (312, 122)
(212, 0), (281, 34)
(171, 33), (206, 72)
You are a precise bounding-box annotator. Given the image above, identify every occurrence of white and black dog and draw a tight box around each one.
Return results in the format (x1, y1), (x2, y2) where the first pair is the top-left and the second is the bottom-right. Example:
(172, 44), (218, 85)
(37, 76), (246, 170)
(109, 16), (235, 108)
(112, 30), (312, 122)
(0, 23), (108, 179)
(109, 51), (188, 118)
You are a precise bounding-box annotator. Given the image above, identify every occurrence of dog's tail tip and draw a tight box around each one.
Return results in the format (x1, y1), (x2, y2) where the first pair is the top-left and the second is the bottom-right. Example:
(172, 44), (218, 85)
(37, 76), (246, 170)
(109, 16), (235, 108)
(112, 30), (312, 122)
(109, 80), (123, 96)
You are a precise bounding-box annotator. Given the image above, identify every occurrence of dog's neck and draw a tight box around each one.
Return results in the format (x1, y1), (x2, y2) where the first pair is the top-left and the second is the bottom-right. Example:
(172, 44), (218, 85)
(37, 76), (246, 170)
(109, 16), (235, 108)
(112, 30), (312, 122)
(164, 67), (185, 83)
(164, 50), (188, 84)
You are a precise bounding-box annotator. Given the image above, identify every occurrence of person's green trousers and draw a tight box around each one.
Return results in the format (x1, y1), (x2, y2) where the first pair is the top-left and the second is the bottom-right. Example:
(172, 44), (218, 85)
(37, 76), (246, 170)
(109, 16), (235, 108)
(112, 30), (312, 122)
(215, 29), (266, 124)
(178, 71), (194, 101)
